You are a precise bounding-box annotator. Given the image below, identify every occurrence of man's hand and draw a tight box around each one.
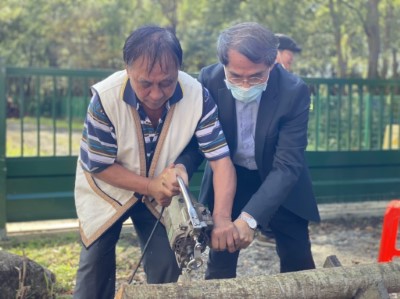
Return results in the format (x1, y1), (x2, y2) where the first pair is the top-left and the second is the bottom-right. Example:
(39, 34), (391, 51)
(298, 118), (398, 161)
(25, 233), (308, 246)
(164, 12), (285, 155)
(174, 163), (188, 186)
(147, 163), (188, 207)
(211, 216), (240, 253)
(233, 218), (256, 249)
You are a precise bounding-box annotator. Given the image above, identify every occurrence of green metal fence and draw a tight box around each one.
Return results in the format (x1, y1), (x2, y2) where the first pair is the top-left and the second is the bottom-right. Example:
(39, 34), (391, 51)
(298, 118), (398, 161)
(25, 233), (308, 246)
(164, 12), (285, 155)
(0, 61), (7, 237)
(1, 64), (400, 237)
(0, 65), (115, 237)
(4, 66), (113, 157)
(304, 78), (400, 151)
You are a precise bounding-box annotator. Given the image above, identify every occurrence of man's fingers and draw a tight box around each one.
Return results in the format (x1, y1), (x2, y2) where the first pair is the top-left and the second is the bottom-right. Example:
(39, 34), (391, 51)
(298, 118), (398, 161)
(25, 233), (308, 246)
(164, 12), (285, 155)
(158, 196), (172, 207)
(211, 233), (219, 250)
(211, 231), (227, 251)
(218, 235), (227, 251)
(226, 228), (241, 252)
(226, 236), (237, 253)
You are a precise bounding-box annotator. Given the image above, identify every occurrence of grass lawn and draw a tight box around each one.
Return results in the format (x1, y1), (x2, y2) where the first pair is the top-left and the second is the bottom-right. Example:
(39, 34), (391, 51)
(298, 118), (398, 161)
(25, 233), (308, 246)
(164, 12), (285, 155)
(0, 228), (145, 298)
(6, 117), (83, 157)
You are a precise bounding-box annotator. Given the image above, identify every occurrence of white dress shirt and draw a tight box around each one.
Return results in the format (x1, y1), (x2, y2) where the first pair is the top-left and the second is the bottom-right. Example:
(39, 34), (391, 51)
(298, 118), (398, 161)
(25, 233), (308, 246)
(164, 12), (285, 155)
(232, 96), (261, 170)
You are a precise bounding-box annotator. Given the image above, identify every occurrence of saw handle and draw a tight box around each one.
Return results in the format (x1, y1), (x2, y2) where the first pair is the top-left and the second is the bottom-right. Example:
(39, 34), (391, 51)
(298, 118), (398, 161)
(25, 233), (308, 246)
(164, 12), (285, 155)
(176, 176), (202, 229)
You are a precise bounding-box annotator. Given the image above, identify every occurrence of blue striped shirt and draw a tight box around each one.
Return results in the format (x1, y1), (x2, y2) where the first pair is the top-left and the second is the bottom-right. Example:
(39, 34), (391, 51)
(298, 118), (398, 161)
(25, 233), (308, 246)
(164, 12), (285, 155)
(80, 80), (229, 173)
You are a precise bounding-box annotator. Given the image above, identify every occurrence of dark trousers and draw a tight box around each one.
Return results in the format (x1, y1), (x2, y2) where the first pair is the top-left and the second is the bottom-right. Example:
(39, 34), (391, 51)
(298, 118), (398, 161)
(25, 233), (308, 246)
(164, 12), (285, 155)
(73, 202), (181, 299)
(205, 165), (315, 279)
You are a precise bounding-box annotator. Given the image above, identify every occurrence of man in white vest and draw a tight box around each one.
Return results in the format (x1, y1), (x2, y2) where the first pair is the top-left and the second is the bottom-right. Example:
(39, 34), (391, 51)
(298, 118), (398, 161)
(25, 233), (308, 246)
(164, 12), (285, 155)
(73, 25), (238, 298)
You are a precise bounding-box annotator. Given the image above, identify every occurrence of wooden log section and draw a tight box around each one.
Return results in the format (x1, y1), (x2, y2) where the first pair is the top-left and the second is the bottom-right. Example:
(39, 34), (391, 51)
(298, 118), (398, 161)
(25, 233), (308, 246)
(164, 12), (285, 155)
(115, 261), (400, 299)
(0, 250), (56, 298)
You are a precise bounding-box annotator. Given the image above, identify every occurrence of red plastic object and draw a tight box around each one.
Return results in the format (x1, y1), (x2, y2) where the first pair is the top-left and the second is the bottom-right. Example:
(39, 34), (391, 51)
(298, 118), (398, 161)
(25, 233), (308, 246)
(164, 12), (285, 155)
(378, 200), (400, 262)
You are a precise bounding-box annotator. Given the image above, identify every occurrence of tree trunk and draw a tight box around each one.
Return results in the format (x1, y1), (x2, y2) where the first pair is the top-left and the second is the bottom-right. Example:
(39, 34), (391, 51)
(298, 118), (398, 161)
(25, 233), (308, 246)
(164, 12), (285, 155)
(329, 0), (347, 78)
(157, 0), (179, 34)
(393, 49), (399, 79)
(0, 250), (56, 299)
(365, 0), (380, 78)
(116, 261), (400, 299)
(380, 0), (393, 78)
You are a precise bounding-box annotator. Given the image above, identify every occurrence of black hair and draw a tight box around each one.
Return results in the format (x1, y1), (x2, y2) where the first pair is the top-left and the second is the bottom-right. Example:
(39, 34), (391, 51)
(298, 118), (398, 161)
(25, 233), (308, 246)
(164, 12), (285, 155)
(123, 25), (183, 73)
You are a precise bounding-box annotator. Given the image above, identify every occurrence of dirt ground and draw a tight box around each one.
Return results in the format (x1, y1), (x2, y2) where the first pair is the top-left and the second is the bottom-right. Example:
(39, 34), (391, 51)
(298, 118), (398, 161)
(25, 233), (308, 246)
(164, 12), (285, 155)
(4, 201), (400, 297)
(183, 215), (400, 298)
(239, 216), (384, 276)
(177, 215), (384, 280)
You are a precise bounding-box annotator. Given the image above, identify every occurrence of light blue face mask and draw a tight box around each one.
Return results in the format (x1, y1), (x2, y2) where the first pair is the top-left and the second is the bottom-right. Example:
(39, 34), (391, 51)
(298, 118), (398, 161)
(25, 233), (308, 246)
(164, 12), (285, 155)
(224, 80), (267, 103)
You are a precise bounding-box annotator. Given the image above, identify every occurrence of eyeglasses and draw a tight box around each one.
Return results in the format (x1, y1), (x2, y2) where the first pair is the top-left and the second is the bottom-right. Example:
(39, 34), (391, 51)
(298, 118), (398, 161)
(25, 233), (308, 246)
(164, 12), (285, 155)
(224, 68), (270, 87)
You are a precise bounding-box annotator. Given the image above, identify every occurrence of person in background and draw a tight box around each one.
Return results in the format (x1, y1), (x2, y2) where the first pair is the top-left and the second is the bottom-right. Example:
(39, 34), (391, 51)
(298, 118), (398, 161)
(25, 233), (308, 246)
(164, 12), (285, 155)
(275, 33), (302, 72)
(197, 22), (320, 279)
(73, 25), (238, 298)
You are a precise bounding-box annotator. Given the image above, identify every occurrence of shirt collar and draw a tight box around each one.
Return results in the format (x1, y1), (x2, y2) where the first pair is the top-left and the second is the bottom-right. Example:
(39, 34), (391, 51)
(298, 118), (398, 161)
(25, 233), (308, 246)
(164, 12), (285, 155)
(122, 77), (183, 110)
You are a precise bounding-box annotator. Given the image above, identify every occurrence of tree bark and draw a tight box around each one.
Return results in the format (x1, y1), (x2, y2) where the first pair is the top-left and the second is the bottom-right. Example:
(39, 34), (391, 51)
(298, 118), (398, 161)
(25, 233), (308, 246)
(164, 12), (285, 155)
(0, 250), (56, 299)
(156, 0), (179, 34)
(393, 49), (399, 79)
(116, 261), (400, 299)
(342, 0), (381, 79)
(365, 0), (380, 78)
(380, 0), (393, 78)
(329, 0), (347, 78)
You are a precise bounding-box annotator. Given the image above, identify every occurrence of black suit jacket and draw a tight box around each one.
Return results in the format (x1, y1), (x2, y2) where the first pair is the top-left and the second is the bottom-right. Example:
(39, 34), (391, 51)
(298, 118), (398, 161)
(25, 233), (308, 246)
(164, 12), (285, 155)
(198, 63), (320, 229)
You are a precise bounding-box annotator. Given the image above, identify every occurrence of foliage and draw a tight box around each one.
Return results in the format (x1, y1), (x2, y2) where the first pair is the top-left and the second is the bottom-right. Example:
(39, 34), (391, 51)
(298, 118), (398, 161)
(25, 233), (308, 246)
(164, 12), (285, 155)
(0, 0), (399, 78)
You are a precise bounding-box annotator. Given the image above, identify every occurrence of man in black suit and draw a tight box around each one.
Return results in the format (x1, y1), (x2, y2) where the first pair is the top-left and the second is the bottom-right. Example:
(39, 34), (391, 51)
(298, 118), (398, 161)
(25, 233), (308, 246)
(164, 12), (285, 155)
(198, 22), (320, 279)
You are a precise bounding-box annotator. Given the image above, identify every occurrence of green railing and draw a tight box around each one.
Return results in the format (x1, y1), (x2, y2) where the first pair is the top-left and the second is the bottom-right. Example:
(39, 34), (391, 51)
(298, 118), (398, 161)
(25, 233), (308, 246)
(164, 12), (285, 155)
(304, 78), (400, 151)
(0, 61), (7, 237)
(4, 66), (114, 157)
(1, 64), (400, 237)
(3, 70), (399, 158)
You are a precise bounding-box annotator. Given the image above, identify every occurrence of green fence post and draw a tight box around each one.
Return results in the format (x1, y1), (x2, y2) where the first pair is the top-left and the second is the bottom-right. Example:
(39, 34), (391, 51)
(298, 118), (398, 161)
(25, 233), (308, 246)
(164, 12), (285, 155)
(364, 93), (371, 149)
(0, 58), (7, 239)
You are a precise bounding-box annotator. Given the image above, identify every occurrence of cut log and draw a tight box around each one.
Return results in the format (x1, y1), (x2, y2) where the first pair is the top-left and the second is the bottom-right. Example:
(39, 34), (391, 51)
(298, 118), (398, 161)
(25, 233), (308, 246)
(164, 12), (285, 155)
(354, 281), (391, 299)
(0, 250), (56, 299)
(116, 261), (400, 299)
